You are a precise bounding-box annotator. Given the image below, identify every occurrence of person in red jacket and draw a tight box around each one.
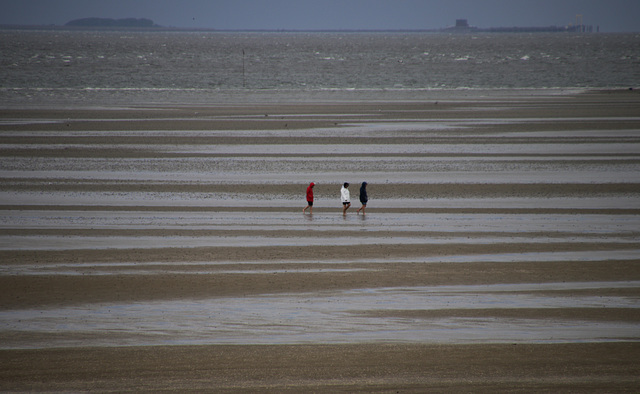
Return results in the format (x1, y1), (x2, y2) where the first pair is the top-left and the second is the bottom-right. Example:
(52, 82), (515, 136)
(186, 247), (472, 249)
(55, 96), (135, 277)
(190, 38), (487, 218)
(303, 182), (315, 214)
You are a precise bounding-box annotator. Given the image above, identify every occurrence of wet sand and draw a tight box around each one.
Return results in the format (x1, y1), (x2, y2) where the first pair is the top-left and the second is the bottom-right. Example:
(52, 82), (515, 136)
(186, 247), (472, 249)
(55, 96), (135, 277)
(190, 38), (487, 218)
(2, 343), (639, 392)
(1, 89), (640, 391)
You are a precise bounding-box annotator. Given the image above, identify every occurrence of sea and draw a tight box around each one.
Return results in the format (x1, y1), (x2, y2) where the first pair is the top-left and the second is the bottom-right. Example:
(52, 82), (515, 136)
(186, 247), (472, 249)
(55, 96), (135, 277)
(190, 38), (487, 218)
(1, 30), (639, 105)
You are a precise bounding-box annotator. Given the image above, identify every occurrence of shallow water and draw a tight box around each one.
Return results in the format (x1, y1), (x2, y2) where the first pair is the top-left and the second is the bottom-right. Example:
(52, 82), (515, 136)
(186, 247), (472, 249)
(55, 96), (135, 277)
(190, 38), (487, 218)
(3, 250), (640, 277)
(2, 282), (639, 349)
(1, 208), (638, 251)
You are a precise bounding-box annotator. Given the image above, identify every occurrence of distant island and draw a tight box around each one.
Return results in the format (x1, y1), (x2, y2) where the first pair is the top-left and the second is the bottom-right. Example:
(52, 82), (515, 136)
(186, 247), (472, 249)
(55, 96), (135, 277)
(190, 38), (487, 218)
(65, 18), (160, 28)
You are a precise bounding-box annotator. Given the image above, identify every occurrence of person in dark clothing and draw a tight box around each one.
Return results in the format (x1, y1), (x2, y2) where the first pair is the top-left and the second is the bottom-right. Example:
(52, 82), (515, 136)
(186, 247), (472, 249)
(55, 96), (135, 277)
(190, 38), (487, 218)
(303, 182), (315, 214)
(357, 182), (368, 215)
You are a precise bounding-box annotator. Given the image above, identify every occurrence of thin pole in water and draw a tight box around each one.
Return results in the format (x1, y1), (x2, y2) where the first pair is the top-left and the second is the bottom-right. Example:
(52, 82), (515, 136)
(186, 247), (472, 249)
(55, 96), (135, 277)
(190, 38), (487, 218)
(242, 49), (245, 88)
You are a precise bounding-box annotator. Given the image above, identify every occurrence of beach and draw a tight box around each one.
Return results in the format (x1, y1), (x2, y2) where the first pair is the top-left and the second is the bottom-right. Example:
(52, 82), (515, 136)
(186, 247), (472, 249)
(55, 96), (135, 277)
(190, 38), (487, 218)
(1, 89), (639, 391)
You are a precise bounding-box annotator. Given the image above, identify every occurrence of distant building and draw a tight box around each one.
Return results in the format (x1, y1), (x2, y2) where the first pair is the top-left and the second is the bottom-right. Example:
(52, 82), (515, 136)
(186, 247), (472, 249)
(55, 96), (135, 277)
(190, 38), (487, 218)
(455, 19), (469, 28)
(442, 19), (475, 32)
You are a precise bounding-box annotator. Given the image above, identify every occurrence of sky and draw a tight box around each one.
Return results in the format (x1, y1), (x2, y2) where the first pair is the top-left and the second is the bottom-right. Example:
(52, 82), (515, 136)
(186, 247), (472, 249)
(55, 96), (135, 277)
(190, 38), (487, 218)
(1, 0), (639, 32)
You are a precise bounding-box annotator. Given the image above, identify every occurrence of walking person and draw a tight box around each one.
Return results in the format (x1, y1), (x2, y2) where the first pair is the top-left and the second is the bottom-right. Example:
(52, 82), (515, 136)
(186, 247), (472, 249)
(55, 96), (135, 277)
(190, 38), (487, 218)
(357, 182), (368, 215)
(341, 182), (351, 216)
(303, 182), (315, 214)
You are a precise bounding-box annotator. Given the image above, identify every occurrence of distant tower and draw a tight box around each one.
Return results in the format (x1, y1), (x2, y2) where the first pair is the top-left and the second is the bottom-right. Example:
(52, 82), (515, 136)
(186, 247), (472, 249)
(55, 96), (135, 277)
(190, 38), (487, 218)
(576, 14), (583, 32)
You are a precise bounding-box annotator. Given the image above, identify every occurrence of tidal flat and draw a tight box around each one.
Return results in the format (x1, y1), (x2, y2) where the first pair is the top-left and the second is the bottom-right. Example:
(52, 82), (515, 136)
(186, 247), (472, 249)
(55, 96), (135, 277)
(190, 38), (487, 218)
(1, 90), (639, 391)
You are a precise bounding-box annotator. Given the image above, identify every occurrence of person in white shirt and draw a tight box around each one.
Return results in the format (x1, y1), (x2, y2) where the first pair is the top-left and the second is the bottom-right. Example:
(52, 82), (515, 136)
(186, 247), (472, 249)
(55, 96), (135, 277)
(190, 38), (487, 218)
(340, 182), (351, 216)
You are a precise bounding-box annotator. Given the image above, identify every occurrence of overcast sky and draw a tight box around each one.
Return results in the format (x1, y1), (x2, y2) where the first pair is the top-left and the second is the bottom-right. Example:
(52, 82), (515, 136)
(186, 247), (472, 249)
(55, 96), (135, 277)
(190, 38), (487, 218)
(1, 0), (639, 32)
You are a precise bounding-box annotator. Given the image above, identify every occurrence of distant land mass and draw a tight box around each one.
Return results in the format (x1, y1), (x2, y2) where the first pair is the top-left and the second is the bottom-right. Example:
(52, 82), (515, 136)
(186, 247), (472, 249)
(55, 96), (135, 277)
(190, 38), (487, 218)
(65, 18), (159, 28)
(1, 17), (598, 33)
(442, 18), (596, 33)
